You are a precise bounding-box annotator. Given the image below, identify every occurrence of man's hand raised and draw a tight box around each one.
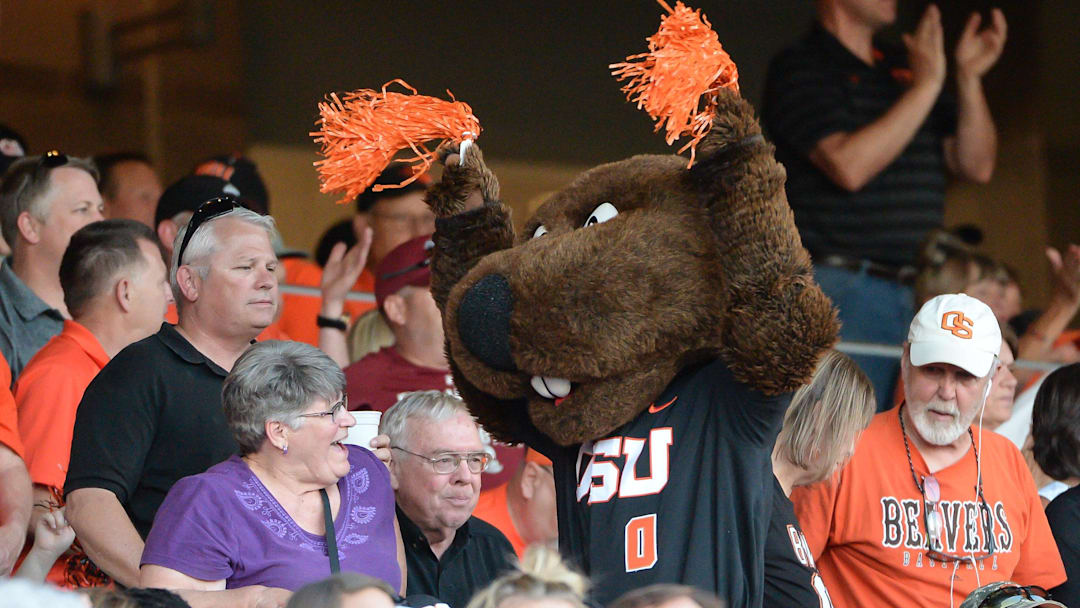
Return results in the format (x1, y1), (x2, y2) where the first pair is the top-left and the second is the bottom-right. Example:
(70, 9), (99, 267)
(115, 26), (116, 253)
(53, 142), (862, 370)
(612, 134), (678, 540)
(902, 4), (947, 93)
(955, 8), (1007, 82)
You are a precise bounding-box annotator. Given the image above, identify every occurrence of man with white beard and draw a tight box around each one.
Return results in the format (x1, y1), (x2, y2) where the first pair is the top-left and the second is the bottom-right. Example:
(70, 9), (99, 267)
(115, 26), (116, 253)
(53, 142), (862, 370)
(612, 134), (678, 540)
(791, 294), (1065, 608)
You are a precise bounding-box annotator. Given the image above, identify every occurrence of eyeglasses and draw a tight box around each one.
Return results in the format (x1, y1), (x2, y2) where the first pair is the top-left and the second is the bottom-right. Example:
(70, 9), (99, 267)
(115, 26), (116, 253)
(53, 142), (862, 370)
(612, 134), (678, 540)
(297, 397), (349, 424)
(391, 446), (490, 474)
(39, 150), (68, 169)
(175, 196), (242, 265)
(919, 472), (996, 564)
(379, 256), (432, 281)
(977, 584), (1053, 608)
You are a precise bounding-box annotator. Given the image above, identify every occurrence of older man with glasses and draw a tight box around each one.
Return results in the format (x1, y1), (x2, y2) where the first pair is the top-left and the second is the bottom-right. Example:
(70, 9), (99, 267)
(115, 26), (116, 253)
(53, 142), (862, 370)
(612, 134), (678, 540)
(792, 294), (1065, 608)
(64, 197), (278, 587)
(380, 390), (515, 608)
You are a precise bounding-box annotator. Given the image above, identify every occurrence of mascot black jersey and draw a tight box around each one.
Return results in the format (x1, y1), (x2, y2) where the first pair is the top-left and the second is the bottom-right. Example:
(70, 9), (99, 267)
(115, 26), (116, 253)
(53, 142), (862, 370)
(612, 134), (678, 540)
(525, 359), (790, 607)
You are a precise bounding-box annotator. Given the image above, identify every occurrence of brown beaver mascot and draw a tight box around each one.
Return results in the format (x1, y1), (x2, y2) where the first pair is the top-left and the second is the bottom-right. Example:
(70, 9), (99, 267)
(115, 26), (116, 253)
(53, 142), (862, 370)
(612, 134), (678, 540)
(420, 85), (838, 607)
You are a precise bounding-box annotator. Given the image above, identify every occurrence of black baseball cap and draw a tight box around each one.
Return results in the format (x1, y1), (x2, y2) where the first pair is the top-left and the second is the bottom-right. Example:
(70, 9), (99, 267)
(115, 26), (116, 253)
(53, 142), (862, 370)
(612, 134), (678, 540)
(155, 175), (241, 228)
(192, 153), (269, 214)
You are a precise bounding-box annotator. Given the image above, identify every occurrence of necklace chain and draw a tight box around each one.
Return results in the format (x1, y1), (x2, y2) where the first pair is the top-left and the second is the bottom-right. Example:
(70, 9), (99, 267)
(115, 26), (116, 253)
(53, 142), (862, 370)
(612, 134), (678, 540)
(898, 403), (983, 498)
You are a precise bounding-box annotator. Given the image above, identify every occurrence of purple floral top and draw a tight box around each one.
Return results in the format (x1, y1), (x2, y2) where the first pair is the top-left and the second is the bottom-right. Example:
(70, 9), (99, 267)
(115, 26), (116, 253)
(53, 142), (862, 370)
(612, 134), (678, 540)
(141, 445), (399, 591)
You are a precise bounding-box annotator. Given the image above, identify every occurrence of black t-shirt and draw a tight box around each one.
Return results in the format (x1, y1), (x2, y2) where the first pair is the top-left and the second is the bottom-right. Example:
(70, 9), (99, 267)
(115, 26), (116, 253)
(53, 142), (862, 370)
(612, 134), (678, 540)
(762, 24), (957, 269)
(1046, 485), (1080, 607)
(764, 477), (834, 607)
(398, 506), (516, 608)
(64, 323), (238, 537)
(524, 358), (789, 608)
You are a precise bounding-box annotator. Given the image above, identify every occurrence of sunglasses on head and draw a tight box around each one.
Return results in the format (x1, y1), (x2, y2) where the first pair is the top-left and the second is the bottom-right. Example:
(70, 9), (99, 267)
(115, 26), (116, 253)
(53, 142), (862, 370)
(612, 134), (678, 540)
(8, 150), (70, 204)
(175, 196), (243, 265)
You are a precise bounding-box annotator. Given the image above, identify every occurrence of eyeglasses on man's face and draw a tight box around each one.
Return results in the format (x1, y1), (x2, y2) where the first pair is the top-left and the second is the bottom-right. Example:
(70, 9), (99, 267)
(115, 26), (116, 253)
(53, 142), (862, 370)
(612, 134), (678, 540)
(391, 446), (490, 474)
(297, 397), (349, 424)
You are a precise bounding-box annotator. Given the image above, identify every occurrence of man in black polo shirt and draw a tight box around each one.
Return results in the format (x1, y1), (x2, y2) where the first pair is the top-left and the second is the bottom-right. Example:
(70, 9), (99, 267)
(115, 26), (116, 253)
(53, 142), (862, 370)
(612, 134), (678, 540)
(762, 1), (1005, 410)
(380, 390), (515, 608)
(65, 200), (279, 587)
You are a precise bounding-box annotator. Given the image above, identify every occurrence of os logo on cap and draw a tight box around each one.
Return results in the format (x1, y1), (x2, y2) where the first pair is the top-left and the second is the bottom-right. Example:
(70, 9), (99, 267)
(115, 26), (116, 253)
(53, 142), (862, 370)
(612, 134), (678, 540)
(941, 311), (974, 339)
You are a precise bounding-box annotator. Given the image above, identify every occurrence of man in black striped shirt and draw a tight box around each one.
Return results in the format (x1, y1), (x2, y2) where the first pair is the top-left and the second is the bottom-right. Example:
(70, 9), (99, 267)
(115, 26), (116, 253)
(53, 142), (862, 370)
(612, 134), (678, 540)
(762, 1), (1005, 410)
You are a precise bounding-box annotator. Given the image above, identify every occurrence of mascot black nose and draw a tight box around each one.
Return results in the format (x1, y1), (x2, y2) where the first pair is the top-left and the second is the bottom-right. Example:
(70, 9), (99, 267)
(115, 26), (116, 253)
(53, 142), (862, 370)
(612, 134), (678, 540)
(457, 274), (517, 372)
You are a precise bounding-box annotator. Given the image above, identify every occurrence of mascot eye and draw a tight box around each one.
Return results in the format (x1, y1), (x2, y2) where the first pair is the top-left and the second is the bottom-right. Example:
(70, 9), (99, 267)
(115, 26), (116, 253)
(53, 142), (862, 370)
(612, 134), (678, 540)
(532, 225), (549, 239)
(584, 202), (618, 227)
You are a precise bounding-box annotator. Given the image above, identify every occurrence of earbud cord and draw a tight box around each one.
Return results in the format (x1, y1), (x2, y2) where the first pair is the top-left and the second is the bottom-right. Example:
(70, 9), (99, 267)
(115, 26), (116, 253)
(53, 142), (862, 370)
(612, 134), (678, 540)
(967, 359), (998, 590)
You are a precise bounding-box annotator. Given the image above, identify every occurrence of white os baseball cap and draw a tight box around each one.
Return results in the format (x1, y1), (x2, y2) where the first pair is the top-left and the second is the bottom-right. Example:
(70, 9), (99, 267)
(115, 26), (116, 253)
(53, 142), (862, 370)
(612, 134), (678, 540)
(908, 293), (1001, 377)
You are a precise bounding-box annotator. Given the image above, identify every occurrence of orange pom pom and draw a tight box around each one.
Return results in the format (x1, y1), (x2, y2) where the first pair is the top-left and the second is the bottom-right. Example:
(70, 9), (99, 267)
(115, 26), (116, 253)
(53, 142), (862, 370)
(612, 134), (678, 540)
(610, 0), (739, 166)
(311, 79), (481, 204)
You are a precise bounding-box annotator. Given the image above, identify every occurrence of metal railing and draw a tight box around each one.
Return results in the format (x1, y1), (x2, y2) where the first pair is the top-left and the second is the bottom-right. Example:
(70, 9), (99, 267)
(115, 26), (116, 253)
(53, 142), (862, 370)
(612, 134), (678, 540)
(276, 283), (1064, 372)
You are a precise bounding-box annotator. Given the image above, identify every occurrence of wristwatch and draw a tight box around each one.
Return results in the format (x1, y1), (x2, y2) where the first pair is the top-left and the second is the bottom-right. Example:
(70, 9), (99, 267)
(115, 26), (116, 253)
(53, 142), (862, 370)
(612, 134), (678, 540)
(316, 314), (348, 331)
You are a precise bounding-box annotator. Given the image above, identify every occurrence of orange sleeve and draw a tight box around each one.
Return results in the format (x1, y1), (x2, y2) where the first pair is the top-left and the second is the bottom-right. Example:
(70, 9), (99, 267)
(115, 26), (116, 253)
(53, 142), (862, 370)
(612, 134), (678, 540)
(15, 363), (81, 490)
(1008, 446), (1067, 588)
(0, 354), (22, 459)
(791, 471), (842, 561)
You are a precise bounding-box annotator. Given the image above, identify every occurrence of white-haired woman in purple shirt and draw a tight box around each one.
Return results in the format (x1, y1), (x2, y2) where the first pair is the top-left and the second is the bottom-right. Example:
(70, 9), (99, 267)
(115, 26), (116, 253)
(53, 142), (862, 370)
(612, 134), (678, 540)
(140, 340), (404, 608)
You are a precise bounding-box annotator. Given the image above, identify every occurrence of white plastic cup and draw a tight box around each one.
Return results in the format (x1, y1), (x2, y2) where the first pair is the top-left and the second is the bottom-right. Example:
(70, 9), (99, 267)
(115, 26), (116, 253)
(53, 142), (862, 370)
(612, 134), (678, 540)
(346, 411), (383, 450)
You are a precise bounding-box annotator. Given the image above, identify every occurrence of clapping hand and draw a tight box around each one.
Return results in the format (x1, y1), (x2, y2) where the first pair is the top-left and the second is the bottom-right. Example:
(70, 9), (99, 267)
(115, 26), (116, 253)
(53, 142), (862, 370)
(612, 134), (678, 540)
(902, 4), (947, 92)
(320, 228), (373, 313)
(1047, 244), (1080, 304)
(956, 8), (1007, 81)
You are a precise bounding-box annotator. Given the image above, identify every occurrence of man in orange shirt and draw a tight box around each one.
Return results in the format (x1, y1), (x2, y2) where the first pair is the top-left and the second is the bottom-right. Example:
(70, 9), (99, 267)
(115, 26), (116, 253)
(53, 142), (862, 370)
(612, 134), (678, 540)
(15, 219), (170, 586)
(0, 351), (31, 576)
(792, 294), (1066, 607)
(472, 449), (558, 558)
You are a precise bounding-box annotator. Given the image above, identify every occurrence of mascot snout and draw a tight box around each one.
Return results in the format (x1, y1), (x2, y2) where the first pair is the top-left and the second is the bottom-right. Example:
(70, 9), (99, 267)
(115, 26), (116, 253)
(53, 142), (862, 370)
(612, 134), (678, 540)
(458, 273), (516, 372)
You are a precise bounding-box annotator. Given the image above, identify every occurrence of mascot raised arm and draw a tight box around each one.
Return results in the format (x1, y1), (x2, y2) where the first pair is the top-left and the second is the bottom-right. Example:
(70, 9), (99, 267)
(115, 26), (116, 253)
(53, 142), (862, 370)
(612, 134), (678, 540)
(313, 4), (837, 605)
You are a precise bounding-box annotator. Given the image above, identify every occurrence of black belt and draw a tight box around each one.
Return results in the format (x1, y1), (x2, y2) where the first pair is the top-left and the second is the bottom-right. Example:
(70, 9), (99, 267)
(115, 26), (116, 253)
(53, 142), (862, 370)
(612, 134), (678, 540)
(817, 254), (917, 285)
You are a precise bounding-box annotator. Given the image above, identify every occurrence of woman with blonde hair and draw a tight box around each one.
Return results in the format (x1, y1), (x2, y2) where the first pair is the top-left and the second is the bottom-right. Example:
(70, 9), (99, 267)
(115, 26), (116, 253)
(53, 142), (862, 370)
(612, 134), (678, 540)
(766, 350), (876, 607)
(465, 545), (587, 608)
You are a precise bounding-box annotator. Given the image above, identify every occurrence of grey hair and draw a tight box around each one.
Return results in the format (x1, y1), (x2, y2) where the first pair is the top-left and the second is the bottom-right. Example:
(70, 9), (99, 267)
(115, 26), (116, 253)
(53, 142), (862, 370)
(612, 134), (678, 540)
(222, 340), (345, 455)
(285, 572), (396, 608)
(379, 390), (471, 450)
(0, 154), (98, 253)
(169, 206), (276, 309)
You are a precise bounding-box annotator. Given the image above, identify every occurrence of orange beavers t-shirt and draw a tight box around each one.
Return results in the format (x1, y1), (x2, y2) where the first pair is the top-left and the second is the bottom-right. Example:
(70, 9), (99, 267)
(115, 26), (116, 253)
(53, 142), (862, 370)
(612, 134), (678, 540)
(0, 352), (23, 458)
(792, 406), (1065, 608)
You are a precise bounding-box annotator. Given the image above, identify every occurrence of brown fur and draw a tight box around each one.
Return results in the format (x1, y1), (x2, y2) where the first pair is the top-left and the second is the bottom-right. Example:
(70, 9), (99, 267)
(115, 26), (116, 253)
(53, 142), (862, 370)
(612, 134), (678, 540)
(426, 89), (838, 446)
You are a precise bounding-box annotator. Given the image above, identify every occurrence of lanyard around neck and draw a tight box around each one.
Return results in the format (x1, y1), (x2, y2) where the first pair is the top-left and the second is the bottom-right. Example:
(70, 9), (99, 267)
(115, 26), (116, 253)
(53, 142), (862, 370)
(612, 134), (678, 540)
(320, 488), (340, 574)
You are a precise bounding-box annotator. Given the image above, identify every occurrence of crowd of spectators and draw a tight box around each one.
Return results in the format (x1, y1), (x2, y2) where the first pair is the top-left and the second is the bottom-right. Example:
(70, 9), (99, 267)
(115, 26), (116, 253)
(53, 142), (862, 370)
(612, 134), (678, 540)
(0, 1), (1078, 607)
